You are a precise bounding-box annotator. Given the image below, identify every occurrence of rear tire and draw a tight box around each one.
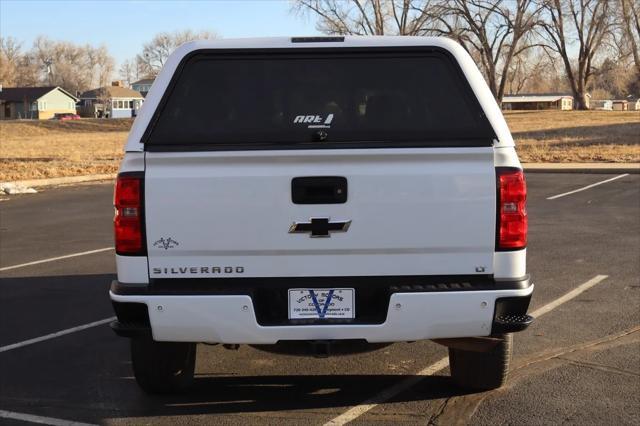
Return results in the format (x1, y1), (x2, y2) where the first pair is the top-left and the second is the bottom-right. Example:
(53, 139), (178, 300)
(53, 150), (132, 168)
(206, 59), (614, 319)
(131, 338), (196, 394)
(448, 333), (512, 391)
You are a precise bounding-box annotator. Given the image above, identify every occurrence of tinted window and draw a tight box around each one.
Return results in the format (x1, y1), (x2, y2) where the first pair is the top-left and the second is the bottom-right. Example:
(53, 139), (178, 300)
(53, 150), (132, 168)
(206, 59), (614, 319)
(145, 49), (495, 149)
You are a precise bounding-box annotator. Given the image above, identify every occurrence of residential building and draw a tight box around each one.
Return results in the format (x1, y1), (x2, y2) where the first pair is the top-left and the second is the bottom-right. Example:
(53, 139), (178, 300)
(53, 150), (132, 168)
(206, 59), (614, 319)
(0, 86), (78, 120)
(502, 93), (575, 110)
(79, 81), (144, 118)
(131, 78), (154, 97)
(590, 100), (613, 111)
(612, 100), (629, 111)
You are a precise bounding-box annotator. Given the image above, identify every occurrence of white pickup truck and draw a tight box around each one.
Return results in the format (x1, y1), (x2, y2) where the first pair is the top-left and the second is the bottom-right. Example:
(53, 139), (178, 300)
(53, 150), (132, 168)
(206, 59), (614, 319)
(110, 36), (533, 394)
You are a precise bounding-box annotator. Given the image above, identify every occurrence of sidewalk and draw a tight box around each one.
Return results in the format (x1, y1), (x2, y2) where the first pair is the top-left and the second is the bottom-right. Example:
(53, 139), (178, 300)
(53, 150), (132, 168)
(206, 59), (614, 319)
(523, 163), (640, 174)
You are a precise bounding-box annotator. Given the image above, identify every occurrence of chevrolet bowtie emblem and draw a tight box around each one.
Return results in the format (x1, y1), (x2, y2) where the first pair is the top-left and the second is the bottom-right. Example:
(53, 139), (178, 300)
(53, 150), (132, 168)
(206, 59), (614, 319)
(289, 217), (351, 238)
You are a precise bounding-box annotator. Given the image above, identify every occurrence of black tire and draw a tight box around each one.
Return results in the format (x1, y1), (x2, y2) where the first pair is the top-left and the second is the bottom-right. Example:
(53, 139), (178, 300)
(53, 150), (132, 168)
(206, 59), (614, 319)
(448, 333), (512, 391)
(130, 338), (196, 394)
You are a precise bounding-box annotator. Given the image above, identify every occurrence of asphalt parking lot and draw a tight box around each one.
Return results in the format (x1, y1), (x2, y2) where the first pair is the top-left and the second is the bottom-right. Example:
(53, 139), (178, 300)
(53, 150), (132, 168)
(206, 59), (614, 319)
(1, 172), (639, 425)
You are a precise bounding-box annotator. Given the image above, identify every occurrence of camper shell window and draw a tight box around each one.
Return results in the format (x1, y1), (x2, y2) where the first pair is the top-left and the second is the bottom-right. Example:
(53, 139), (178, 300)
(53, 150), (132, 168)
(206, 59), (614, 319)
(143, 47), (496, 150)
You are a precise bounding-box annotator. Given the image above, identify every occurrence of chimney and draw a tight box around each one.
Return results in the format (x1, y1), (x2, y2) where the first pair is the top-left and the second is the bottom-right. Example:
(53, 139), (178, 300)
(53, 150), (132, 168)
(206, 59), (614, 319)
(111, 80), (123, 87)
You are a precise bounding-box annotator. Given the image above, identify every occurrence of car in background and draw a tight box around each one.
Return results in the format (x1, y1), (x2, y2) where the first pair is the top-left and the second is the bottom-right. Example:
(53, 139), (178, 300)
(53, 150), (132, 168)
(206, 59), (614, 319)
(53, 113), (81, 121)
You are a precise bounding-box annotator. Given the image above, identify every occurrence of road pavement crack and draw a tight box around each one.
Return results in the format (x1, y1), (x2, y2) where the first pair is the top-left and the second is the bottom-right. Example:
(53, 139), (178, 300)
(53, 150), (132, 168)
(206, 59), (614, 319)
(427, 397), (451, 425)
(510, 325), (640, 375)
(429, 326), (640, 425)
(555, 356), (640, 378)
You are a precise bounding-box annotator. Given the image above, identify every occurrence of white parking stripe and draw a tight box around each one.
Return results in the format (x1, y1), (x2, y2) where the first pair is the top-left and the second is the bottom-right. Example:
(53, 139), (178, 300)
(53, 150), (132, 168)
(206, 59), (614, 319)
(546, 174), (629, 200)
(325, 358), (450, 425)
(0, 409), (98, 426)
(529, 275), (608, 318)
(324, 274), (608, 425)
(0, 247), (114, 272)
(0, 317), (116, 353)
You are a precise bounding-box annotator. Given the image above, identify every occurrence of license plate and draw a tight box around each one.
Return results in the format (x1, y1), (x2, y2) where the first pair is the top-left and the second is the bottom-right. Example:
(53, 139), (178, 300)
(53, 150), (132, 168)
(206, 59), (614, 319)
(288, 288), (355, 319)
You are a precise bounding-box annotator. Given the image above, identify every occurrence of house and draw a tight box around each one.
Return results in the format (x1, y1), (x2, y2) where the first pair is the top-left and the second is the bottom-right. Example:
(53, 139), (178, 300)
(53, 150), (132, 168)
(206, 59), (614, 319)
(612, 100), (629, 111)
(502, 93), (591, 110)
(0, 86), (79, 120)
(590, 100), (613, 111)
(629, 97), (640, 111)
(131, 78), (154, 97)
(79, 81), (144, 118)
(502, 93), (575, 110)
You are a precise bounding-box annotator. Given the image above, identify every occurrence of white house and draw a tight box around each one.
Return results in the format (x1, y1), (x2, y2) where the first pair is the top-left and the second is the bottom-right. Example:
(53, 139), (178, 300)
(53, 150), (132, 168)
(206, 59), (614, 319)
(502, 93), (577, 110)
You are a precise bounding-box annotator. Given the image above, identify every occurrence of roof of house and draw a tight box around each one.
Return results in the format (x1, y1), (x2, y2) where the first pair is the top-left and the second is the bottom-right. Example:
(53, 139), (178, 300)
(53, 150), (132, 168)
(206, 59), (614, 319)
(80, 86), (143, 99)
(0, 86), (79, 102)
(502, 94), (573, 103)
(503, 92), (593, 103)
(132, 78), (154, 85)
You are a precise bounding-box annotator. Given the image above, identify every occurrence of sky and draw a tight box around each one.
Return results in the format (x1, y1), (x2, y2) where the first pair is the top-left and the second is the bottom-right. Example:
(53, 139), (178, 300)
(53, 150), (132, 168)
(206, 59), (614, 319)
(0, 0), (320, 68)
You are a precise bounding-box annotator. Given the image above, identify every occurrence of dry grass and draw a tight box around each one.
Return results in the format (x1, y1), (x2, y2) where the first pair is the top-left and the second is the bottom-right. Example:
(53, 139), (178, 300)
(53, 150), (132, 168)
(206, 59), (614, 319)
(0, 111), (638, 181)
(0, 119), (130, 181)
(505, 110), (640, 163)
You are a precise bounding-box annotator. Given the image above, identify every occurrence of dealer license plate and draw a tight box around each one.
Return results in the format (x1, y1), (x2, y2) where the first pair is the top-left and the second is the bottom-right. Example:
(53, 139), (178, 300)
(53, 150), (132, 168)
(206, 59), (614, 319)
(288, 288), (355, 319)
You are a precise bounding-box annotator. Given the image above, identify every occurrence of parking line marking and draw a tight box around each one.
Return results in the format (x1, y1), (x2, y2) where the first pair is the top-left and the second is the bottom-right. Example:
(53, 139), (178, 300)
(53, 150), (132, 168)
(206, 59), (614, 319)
(0, 247), (114, 272)
(0, 409), (98, 426)
(325, 358), (450, 425)
(324, 274), (608, 425)
(546, 174), (629, 200)
(0, 317), (116, 353)
(529, 275), (608, 317)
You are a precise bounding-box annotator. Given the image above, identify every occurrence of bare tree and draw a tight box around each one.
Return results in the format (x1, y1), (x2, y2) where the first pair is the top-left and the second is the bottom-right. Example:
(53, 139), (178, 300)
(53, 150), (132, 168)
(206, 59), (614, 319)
(293, 0), (542, 103)
(86, 44), (114, 90)
(136, 30), (217, 77)
(28, 37), (114, 94)
(293, 0), (440, 35)
(592, 57), (636, 98)
(505, 47), (552, 94)
(14, 54), (40, 87)
(0, 37), (23, 86)
(539, 0), (614, 109)
(119, 59), (135, 87)
(619, 0), (640, 75)
(431, 1), (544, 103)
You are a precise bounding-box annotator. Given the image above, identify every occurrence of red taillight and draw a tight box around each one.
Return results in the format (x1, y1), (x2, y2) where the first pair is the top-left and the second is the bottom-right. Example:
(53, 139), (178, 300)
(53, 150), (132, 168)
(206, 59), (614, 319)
(496, 168), (527, 250)
(114, 174), (145, 255)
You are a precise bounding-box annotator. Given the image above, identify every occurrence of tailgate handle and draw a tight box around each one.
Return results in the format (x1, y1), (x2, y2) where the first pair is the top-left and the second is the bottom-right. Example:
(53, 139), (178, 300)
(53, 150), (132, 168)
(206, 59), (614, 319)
(292, 177), (347, 204)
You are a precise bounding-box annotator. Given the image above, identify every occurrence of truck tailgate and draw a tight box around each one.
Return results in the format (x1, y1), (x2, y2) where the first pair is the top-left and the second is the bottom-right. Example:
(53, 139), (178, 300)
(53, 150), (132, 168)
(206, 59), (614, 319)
(144, 147), (495, 278)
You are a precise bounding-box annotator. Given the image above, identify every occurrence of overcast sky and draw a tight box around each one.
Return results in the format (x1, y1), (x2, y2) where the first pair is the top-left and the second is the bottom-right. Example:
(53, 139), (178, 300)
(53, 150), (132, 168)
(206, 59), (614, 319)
(1, 0), (320, 68)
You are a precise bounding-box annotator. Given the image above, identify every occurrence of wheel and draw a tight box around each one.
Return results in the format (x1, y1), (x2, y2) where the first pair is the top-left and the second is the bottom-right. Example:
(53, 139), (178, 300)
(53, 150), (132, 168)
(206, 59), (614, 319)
(448, 333), (512, 391)
(130, 338), (196, 394)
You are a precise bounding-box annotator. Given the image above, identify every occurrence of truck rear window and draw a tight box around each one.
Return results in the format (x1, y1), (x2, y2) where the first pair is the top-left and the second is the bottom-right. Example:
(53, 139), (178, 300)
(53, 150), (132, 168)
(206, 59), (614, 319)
(143, 48), (496, 150)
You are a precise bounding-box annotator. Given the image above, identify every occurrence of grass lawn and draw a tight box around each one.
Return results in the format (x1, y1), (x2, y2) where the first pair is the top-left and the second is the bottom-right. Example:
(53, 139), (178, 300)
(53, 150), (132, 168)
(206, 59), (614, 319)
(0, 111), (638, 181)
(1, 119), (130, 181)
(505, 110), (640, 163)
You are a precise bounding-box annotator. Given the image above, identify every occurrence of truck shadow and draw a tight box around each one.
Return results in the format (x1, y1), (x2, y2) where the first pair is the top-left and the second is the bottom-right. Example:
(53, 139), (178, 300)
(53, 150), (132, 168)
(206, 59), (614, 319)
(0, 274), (475, 421)
(124, 374), (472, 417)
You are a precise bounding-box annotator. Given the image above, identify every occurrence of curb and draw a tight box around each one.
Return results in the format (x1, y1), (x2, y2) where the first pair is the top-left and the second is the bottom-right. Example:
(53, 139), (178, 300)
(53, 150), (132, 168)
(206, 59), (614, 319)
(0, 174), (115, 190)
(523, 163), (640, 174)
